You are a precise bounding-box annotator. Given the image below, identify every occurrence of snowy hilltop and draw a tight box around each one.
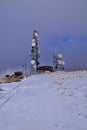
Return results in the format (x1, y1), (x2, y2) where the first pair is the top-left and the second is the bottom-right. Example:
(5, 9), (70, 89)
(0, 71), (87, 130)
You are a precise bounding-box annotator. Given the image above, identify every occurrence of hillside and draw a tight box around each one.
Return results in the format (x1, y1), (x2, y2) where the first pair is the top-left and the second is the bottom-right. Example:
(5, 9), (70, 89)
(0, 71), (87, 130)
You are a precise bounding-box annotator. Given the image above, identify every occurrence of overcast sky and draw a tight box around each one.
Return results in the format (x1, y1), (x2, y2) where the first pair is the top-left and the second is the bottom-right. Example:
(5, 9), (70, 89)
(0, 0), (87, 73)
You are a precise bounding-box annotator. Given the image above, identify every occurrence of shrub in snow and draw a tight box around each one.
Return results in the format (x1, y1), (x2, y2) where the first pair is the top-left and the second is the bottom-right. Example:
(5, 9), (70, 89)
(14, 71), (23, 77)
(5, 75), (10, 78)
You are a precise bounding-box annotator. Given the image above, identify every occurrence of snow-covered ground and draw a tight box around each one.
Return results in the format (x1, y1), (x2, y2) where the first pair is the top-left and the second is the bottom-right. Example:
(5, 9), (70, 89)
(0, 71), (87, 130)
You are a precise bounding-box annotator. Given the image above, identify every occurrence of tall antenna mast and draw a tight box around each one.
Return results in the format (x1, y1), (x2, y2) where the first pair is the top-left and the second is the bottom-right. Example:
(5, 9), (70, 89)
(30, 30), (40, 74)
(53, 53), (64, 71)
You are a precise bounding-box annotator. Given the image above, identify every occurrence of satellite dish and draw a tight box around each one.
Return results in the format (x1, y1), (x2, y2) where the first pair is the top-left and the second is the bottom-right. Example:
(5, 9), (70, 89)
(38, 49), (40, 54)
(31, 60), (36, 65)
(35, 32), (38, 37)
(58, 60), (63, 65)
(37, 47), (40, 54)
(32, 39), (35, 43)
(58, 54), (63, 59)
(63, 62), (65, 65)
(33, 64), (37, 70)
(32, 42), (36, 47)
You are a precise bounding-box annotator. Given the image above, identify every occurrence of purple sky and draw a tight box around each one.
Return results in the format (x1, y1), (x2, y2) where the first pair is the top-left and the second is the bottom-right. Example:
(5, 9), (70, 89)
(0, 0), (87, 73)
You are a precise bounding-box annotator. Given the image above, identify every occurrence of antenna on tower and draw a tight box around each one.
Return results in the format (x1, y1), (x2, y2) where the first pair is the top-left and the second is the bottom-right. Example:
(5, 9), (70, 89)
(53, 53), (65, 71)
(30, 30), (40, 74)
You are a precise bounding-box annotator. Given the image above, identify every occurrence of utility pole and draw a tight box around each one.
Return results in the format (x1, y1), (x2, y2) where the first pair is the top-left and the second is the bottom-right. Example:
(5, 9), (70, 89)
(53, 55), (58, 71)
(30, 30), (40, 74)
(22, 63), (27, 76)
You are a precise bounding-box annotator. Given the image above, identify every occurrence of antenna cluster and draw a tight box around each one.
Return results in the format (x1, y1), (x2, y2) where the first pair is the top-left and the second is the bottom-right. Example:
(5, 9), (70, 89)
(30, 30), (65, 74)
(53, 54), (64, 71)
(30, 30), (40, 74)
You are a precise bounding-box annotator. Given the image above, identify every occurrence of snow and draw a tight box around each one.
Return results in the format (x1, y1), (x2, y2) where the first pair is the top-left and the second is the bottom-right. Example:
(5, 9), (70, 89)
(0, 71), (87, 130)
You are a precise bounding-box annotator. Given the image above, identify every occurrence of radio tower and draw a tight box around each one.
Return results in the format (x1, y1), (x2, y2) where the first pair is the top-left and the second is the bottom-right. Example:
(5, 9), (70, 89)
(53, 53), (64, 71)
(30, 30), (40, 74)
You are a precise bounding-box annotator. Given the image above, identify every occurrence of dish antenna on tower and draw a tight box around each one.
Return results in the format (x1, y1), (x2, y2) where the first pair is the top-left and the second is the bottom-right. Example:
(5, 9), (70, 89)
(30, 30), (40, 74)
(53, 53), (64, 71)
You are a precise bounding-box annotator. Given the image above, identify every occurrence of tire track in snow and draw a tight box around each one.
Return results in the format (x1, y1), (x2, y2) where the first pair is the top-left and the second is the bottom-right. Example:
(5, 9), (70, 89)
(0, 85), (21, 99)
(0, 95), (14, 109)
(0, 82), (23, 110)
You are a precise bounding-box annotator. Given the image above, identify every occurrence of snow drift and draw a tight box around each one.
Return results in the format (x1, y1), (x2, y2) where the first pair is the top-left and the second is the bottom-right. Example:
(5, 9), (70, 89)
(0, 71), (87, 130)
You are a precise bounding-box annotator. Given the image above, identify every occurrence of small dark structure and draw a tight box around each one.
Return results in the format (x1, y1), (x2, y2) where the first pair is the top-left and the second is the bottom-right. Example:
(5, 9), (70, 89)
(38, 66), (54, 73)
